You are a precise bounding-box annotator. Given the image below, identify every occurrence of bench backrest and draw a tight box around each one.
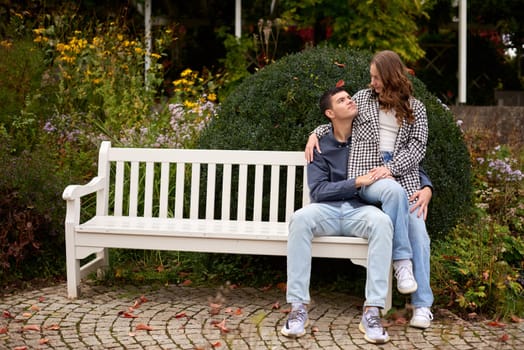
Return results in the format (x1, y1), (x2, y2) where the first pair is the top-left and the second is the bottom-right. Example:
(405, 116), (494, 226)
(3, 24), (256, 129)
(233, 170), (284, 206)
(96, 141), (309, 222)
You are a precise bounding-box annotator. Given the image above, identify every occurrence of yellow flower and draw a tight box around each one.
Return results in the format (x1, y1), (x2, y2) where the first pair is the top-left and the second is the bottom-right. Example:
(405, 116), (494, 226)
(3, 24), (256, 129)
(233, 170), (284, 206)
(151, 53), (161, 59)
(208, 93), (217, 102)
(181, 68), (193, 77)
(134, 47), (143, 54)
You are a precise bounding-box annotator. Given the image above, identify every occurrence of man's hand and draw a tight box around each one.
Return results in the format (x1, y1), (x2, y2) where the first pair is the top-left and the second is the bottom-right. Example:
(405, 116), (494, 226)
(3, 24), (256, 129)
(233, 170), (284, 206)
(409, 187), (432, 220)
(305, 134), (320, 163)
(369, 166), (392, 180)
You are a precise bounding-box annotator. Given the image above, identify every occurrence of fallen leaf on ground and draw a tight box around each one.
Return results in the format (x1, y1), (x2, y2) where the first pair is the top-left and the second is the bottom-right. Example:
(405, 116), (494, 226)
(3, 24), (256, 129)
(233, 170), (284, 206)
(212, 341), (222, 347)
(510, 315), (523, 323)
(3, 311), (13, 318)
(0, 327), (7, 334)
(21, 324), (41, 332)
(45, 324), (60, 330)
(175, 312), (187, 319)
(39, 338), (49, 344)
(499, 333), (509, 342)
(211, 319), (229, 333)
(38, 296), (45, 302)
(22, 313), (32, 318)
(234, 308), (243, 316)
(14, 346), (28, 350)
(135, 323), (153, 331)
(271, 301), (280, 310)
(487, 320), (506, 328)
(181, 279), (192, 286)
(276, 282), (287, 292)
(311, 325), (320, 333)
(281, 307), (291, 314)
(120, 312), (138, 319)
(30, 305), (40, 312)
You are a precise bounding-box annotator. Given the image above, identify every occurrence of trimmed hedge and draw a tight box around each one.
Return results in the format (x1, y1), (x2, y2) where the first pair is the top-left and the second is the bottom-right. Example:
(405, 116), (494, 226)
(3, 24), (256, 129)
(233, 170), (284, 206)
(199, 46), (471, 238)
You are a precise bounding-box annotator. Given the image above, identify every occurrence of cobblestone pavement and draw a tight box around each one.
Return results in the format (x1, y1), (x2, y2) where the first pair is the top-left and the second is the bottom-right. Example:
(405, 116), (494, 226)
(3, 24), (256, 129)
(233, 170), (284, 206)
(1, 282), (522, 349)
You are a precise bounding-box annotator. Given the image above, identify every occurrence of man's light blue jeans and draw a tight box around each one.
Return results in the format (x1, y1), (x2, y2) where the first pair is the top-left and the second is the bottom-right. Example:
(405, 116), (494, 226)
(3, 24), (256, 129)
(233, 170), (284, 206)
(408, 209), (434, 308)
(359, 178), (412, 261)
(286, 202), (393, 309)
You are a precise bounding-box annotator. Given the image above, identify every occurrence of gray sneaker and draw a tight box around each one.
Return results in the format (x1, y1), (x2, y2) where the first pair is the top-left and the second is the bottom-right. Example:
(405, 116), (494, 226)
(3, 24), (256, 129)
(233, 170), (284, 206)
(358, 307), (390, 344)
(281, 303), (309, 338)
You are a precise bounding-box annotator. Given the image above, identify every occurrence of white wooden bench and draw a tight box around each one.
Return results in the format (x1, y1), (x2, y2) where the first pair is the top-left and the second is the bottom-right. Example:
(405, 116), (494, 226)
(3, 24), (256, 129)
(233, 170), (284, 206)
(63, 141), (392, 310)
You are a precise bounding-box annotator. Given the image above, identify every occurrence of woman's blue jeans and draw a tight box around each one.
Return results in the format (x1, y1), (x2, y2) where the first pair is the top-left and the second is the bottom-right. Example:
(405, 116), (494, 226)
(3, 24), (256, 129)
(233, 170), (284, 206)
(359, 178), (413, 261)
(286, 202), (393, 309)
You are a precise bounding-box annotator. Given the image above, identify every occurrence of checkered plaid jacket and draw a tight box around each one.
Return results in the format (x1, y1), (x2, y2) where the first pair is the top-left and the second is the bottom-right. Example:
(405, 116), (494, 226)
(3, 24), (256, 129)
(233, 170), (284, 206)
(314, 88), (428, 198)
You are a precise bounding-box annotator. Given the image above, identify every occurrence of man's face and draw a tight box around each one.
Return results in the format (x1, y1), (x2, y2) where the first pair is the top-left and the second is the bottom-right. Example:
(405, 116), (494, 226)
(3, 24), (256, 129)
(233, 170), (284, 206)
(330, 91), (358, 119)
(369, 63), (383, 94)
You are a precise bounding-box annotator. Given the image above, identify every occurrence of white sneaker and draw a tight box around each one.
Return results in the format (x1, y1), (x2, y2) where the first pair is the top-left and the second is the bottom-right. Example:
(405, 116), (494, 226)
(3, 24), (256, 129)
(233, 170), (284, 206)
(410, 307), (433, 329)
(393, 260), (418, 294)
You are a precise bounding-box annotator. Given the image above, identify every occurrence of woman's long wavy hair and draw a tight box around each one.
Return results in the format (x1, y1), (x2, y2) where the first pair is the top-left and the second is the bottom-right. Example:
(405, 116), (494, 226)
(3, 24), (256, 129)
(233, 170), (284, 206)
(370, 50), (415, 125)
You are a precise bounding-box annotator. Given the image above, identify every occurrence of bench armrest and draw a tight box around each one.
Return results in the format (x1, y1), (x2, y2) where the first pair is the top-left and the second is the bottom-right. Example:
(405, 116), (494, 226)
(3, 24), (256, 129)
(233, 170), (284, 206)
(62, 176), (106, 201)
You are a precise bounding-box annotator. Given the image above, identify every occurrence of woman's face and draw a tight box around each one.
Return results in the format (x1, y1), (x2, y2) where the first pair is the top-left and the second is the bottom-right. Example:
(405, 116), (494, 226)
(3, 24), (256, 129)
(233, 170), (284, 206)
(369, 63), (383, 95)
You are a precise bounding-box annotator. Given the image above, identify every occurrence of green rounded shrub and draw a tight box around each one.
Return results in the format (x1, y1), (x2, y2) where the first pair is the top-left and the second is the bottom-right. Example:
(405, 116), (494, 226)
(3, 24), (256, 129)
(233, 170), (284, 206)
(199, 46), (471, 238)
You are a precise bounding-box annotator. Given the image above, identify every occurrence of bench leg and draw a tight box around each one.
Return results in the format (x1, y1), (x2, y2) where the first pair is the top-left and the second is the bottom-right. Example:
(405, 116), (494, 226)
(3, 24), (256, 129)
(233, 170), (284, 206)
(66, 250), (81, 299)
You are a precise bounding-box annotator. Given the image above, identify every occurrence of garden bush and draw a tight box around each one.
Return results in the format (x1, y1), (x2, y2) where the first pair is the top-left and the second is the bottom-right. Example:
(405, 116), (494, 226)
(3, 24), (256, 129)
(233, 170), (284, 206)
(198, 45), (472, 238)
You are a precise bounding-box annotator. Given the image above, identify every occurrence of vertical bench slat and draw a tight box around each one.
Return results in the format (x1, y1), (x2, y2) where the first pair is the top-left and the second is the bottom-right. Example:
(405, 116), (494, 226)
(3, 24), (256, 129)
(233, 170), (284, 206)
(237, 164), (248, 220)
(174, 163), (185, 218)
(269, 165), (280, 222)
(205, 164), (216, 219)
(221, 164), (232, 219)
(144, 162), (154, 218)
(253, 164), (264, 221)
(159, 162), (170, 218)
(302, 168), (309, 206)
(285, 166), (296, 222)
(190, 163), (201, 219)
(129, 161), (139, 217)
(114, 161), (125, 216)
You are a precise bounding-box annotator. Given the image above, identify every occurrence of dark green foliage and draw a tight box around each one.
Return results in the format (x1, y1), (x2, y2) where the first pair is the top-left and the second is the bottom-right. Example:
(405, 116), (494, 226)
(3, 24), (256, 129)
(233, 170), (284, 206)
(0, 134), (67, 287)
(199, 46), (472, 238)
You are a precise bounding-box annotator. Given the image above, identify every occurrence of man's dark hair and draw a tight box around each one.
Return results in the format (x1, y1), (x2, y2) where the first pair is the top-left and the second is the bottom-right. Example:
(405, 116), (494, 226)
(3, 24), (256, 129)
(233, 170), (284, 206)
(319, 86), (347, 115)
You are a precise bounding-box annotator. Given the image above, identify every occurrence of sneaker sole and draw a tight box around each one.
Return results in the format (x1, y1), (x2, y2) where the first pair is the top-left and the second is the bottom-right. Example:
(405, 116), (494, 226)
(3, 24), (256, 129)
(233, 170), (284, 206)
(280, 319), (309, 338)
(397, 282), (418, 294)
(409, 319), (431, 329)
(358, 322), (390, 344)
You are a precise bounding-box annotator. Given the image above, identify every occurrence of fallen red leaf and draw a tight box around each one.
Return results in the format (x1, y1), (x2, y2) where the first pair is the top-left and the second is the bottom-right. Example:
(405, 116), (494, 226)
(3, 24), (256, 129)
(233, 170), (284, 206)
(260, 284), (272, 291)
(135, 323), (154, 331)
(3, 310), (13, 318)
(394, 317), (408, 325)
(510, 315), (523, 323)
(14, 346), (27, 350)
(212, 341), (222, 348)
(175, 312), (187, 319)
(38, 296), (45, 302)
(39, 338), (50, 345)
(271, 301), (280, 310)
(0, 327), (7, 334)
(336, 79), (345, 87)
(487, 320), (506, 328)
(30, 305), (40, 312)
(22, 324), (41, 332)
(45, 324), (60, 330)
(139, 295), (148, 303)
(499, 333), (509, 342)
(276, 282), (287, 292)
(311, 325), (320, 333)
(281, 307), (291, 314)
(121, 312), (138, 319)
(181, 279), (192, 286)
(212, 319), (229, 333)
(234, 308), (243, 316)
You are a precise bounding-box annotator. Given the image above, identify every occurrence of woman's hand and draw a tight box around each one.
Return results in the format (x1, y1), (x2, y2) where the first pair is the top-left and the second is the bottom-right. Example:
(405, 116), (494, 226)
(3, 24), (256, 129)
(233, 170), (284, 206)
(305, 133), (320, 163)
